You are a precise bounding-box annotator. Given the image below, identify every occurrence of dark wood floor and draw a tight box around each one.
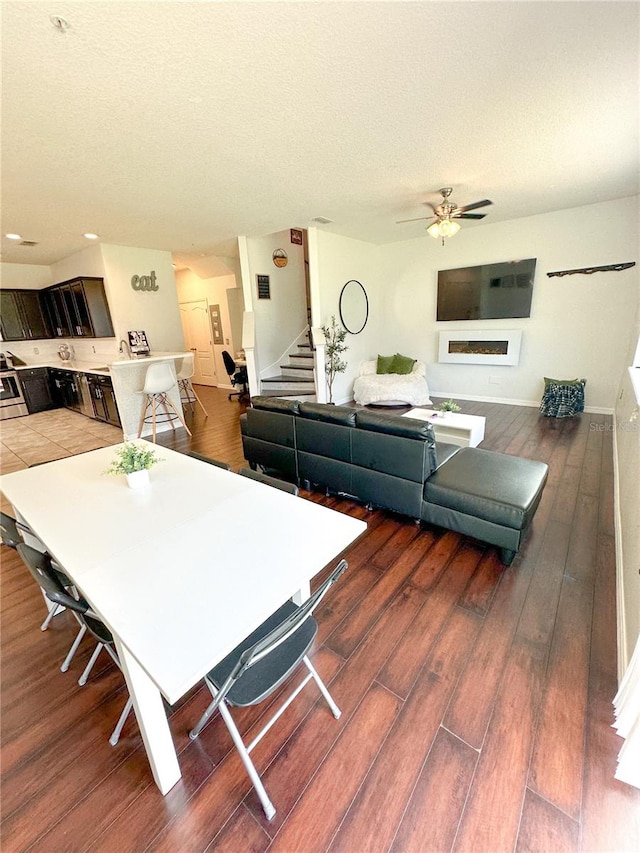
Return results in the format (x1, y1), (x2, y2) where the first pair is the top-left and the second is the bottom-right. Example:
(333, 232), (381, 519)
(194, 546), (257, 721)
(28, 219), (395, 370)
(2, 387), (639, 852)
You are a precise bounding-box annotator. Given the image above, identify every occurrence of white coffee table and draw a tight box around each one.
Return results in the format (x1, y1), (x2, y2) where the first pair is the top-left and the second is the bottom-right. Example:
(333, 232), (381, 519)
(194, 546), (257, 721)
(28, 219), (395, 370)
(402, 408), (485, 447)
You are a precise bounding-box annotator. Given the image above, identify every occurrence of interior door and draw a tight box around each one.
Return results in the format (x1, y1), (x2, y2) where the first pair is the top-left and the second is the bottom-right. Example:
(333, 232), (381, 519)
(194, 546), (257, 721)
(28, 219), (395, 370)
(179, 300), (217, 386)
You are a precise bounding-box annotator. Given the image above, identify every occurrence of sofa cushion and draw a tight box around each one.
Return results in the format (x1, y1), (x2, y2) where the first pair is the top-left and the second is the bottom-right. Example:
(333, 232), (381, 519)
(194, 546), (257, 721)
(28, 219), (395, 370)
(299, 402), (357, 427)
(391, 353), (416, 375)
(356, 409), (434, 442)
(251, 396), (301, 414)
(424, 447), (548, 531)
(297, 418), (352, 462)
(245, 408), (296, 447)
(376, 354), (396, 374)
(352, 429), (433, 483)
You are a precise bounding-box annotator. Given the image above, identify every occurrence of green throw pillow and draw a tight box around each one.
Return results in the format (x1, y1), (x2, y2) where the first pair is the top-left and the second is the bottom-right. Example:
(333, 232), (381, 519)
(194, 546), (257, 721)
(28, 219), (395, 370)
(544, 377), (582, 387)
(377, 355), (396, 374)
(391, 353), (416, 375)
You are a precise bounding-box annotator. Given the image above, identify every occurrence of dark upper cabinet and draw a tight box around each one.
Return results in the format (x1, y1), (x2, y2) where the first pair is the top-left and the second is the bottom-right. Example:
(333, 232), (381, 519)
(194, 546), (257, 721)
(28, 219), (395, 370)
(42, 277), (114, 339)
(76, 279), (114, 338)
(2, 277), (113, 341)
(42, 287), (72, 337)
(0, 290), (51, 340)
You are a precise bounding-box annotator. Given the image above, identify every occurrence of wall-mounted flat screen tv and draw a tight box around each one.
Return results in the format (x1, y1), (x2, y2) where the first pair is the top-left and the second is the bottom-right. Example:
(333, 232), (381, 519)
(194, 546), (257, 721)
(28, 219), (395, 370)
(437, 258), (536, 321)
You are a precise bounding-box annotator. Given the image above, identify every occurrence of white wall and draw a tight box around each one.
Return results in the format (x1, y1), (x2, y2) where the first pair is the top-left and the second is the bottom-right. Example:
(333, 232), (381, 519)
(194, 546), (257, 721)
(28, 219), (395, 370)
(614, 306), (640, 673)
(245, 230), (308, 378)
(0, 263), (52, 289)
(313, 230), (384, 404)
(378, 197), (639, 412)
(99, 244), (184, 353)
(51, 245), (106, 283)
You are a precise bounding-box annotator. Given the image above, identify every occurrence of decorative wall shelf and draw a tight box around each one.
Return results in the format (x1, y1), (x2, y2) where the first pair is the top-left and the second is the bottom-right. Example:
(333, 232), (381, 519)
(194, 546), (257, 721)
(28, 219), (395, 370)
(547, 262), (635, 278)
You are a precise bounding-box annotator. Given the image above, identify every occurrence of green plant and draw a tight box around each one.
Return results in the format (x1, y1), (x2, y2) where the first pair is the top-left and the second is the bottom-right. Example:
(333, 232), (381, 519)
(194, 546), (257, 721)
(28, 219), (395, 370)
(439, 399), (461, 413)
(321, 315), (348, 403)
(105, 442), (161, 475)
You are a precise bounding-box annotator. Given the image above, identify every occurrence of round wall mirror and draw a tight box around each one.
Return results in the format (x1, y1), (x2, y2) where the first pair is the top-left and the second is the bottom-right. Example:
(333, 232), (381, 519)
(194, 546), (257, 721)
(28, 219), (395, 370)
(339, 279), (369, 335)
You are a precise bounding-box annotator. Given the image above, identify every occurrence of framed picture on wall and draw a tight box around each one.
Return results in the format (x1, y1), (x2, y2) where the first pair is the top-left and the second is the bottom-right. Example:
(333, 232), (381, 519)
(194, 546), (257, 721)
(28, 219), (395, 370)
(257, 274), (271, 299)
(290, 228), (303, 245)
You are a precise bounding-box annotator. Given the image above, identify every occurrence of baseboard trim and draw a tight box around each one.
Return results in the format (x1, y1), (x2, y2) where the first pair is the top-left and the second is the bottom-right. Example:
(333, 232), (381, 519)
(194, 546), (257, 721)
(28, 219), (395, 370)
(431, 392), (613, 415)
(612, 412), (628, 682)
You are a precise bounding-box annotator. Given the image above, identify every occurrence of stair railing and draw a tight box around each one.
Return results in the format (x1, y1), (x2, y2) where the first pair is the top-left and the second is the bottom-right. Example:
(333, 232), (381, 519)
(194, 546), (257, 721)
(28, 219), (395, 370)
(257, 327), (312, 380)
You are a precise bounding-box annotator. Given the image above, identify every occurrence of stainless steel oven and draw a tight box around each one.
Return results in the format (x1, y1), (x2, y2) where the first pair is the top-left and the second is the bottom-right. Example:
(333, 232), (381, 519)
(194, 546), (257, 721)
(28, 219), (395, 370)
(0, 368), (28, 419)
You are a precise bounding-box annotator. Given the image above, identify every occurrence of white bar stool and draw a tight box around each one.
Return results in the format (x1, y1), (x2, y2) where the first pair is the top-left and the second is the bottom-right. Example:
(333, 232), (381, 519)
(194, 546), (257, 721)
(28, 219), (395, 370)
(177, 354), (208, 418)
(136, 361), (192, 442)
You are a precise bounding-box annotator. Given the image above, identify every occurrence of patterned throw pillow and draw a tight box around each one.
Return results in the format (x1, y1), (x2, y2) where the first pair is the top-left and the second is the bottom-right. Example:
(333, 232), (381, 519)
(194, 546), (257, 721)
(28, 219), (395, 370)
(391, 353), (416, 375)
(376, 355), (396, 374)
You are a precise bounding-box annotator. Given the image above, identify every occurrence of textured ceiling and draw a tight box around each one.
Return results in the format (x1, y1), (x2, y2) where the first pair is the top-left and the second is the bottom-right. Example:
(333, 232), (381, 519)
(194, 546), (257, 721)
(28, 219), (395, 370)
(1, 1), (638, 268)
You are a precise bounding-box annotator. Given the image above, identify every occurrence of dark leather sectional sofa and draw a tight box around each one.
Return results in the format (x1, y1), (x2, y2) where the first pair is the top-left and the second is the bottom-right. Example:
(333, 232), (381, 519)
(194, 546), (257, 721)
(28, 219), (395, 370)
(240, 397), (548, 565)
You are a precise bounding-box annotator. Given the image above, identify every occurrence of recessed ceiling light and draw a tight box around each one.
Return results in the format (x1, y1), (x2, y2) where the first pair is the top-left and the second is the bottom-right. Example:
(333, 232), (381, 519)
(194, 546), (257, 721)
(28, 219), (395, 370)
(310, 216), (333, 225)
(83, 233), (100, 240)
(6, 233), (22, 240)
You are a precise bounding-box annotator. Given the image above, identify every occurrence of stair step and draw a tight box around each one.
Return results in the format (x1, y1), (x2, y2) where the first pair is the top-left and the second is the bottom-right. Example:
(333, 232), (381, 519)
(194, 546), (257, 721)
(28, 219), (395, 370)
(281, 364), (314, 374)
(258, 389), (317, 398)
(262, 374), (315, 384)
(291, 351), (314, 359)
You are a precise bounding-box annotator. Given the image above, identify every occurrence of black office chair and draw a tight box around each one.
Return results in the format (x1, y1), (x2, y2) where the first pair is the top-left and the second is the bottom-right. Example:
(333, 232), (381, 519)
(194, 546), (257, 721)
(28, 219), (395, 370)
(222, 350), (249, 402)
(16, 543), (134, 747)
(1, 511), (89, 672)
(187, 451), (231, 470)
(238, 467), (299, 496)
(189, 558), (348, 820)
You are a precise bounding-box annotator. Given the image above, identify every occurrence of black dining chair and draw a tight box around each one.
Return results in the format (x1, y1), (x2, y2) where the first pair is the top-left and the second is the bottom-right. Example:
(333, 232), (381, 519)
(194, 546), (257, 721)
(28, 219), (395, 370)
(1, 511), (89, 672)
(189, 558), (348, 820)
(238, 467), (299, 496)
(222, 351), (249, 402)
(187, 451), (231, 470)
(16, 543), (134, 747)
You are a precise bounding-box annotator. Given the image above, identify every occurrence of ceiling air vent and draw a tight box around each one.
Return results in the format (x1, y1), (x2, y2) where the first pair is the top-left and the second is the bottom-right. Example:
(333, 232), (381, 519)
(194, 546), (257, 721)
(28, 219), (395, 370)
(19, 240), (38, 247)
(310, 216), (333, 225)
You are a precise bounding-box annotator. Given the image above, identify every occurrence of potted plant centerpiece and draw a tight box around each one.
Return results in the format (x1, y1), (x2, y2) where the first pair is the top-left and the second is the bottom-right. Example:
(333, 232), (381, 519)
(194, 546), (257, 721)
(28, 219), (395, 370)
(321, 315), (348, 404)
(105, 442), (161, 489)
(439, 399), (461, 416)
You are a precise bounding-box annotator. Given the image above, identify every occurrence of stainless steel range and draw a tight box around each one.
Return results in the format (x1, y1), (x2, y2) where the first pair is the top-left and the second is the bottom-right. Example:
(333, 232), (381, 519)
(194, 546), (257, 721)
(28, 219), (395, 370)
(0, 353), (28, 419)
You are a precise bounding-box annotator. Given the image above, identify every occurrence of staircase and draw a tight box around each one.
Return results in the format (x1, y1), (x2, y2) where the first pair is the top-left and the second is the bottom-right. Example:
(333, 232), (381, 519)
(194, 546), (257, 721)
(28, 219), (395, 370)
(259, 340), (317, 400)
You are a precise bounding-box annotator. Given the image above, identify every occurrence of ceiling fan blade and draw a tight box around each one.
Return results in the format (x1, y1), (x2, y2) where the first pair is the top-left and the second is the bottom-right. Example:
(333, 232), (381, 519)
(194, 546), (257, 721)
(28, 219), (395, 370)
(453, 212), (487, 220)
(396, 215), (436, 224)
(455, 199), (493, 213)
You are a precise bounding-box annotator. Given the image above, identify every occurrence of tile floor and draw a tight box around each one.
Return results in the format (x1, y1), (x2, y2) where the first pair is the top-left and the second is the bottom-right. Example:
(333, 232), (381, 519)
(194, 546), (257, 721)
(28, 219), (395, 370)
(0, 410), (123, 513)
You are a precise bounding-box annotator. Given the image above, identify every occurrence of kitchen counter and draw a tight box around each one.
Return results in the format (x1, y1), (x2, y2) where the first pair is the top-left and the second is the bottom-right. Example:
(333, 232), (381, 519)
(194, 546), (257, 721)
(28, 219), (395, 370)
(14, 351), (189, 378)
(14, 353), (191, 440)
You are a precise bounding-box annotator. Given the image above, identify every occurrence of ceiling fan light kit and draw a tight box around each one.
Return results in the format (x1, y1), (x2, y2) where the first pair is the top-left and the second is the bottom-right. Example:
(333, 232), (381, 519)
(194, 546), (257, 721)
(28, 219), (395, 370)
(427, 219), (461, 240)
(397, 187), (493, 245)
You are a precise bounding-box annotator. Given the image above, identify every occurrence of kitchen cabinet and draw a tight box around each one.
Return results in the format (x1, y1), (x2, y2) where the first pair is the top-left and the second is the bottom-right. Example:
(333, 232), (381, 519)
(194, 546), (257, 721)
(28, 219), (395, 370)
(20, 367), (56, 414)
(0, 290), (51, 341)
(49, 368), (83, 412)
(87, 374), (121, 426)
(42, 278), (114, 339)
(41, 288), (72, 338)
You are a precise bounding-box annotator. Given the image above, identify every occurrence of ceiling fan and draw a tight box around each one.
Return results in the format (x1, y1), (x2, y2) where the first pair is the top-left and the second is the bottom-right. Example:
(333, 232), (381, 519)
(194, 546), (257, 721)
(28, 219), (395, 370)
(397, 187), (493, 243)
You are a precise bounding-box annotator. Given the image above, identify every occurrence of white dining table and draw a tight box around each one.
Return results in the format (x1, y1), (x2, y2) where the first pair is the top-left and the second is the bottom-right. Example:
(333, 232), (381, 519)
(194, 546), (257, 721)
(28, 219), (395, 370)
(0, 443), (366, 794)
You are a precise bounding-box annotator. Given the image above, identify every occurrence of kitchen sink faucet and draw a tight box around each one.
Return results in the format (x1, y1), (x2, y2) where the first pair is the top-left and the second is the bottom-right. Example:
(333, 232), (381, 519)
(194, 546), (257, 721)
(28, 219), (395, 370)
(119, 339), (132, 359)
